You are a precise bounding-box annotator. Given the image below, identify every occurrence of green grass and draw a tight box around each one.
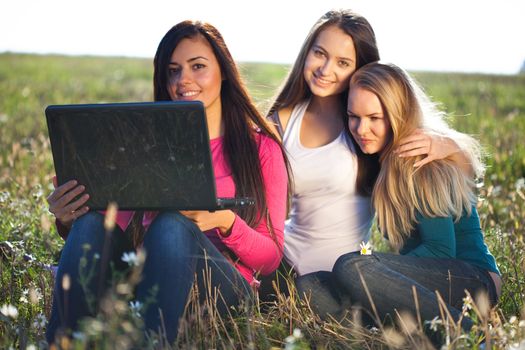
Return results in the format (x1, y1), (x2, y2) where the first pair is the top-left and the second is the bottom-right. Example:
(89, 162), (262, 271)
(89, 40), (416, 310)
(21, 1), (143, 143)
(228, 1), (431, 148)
(1, 52), (524, 349)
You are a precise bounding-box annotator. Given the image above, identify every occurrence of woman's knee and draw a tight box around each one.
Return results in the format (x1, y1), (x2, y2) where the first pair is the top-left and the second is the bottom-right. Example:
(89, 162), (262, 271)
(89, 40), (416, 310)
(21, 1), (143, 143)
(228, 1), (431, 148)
(64, 212), (106, 250)
(296, 271), (348, 320)
(148, 212), (198, 237)
(333, 252), (373, 282)
(142, 212), (201, 257)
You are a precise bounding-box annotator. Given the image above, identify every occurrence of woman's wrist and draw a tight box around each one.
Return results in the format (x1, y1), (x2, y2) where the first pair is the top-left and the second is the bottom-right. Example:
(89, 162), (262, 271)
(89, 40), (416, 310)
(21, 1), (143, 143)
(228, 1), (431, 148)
(218, 210), (236, 237)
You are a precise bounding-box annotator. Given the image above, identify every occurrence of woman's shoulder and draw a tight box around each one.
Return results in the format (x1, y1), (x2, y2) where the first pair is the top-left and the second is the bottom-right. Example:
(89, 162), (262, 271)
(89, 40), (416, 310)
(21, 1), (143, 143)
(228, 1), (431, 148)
(268, 106), (292, 134)
(254, 130), (280, 149)
(253, 131), (284, 163)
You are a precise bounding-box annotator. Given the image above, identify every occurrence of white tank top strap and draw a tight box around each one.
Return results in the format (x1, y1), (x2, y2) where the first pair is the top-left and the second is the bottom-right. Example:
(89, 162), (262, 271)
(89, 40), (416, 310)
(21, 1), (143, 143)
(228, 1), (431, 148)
(282, 99), (309, 147)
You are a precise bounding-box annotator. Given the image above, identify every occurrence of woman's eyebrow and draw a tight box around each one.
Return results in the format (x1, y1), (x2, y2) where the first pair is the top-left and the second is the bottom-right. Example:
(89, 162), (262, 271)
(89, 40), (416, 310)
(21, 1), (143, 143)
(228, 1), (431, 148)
(170, 56), (209, 65)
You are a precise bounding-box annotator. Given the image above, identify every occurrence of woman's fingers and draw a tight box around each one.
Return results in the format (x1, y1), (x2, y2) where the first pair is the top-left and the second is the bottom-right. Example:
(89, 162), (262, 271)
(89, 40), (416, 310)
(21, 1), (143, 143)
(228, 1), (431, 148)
(53, 194), (90, 225)
(397, 140), (430, 157)
(54, 185), (87, 210)
(46, 180), (78, 204)
(413, 156), (433, 168)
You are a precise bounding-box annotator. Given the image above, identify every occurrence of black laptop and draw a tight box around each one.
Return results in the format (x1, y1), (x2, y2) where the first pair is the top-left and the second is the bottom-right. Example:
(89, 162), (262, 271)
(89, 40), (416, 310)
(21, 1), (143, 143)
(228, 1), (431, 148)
(45, 101), (254, 210)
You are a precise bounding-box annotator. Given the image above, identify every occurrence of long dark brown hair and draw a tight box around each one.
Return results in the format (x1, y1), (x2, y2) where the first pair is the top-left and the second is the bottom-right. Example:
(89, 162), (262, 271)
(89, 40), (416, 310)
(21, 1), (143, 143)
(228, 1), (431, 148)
(154, 20), (289, 232)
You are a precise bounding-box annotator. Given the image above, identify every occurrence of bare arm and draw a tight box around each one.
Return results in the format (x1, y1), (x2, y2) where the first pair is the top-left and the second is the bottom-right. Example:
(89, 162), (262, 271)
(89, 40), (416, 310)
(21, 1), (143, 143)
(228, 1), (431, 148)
(396, 129), (476, 177)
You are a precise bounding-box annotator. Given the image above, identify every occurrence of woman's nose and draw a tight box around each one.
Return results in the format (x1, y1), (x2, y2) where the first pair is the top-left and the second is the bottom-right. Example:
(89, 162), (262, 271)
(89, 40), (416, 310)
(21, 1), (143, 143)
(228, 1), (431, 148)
(318, 59), (334, 76)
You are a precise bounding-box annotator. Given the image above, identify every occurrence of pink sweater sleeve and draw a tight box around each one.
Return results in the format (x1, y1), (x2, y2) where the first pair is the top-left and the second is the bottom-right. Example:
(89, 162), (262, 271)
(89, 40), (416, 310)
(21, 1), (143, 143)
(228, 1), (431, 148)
(219, 136), (287, 275)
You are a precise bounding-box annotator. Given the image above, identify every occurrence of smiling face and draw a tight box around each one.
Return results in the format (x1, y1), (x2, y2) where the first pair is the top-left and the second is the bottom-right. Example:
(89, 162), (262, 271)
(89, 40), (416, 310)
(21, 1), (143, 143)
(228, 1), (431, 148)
(347, 86), (392, 155)
(303, 25), (357, 98)
(168, 35), (222, 119)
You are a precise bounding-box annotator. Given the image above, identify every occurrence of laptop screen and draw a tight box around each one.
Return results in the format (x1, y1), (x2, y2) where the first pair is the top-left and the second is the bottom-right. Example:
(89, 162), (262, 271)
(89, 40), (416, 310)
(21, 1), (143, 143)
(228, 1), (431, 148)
(46, 101), (220, 210)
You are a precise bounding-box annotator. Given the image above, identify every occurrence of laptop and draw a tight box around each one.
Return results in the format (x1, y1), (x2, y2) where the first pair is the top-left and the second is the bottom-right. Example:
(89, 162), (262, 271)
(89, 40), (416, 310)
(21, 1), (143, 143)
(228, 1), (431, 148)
(45, 101), (255, 211)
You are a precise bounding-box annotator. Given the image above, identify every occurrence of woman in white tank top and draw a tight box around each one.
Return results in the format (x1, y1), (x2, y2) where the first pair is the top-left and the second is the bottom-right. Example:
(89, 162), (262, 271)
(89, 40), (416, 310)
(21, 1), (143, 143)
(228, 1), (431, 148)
(261, 9), (477, 319)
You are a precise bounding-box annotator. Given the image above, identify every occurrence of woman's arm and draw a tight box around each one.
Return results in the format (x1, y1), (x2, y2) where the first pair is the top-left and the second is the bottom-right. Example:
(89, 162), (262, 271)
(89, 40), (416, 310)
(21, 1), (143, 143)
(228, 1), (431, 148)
(218, 136), (288, 275)
(396, 129), (477, 177)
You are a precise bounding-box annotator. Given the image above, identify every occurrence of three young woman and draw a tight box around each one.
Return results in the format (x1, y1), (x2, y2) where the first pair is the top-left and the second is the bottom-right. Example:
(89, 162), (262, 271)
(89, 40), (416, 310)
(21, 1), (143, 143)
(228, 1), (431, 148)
(46, 21), (289, 343)
(46, 9), (500, 344)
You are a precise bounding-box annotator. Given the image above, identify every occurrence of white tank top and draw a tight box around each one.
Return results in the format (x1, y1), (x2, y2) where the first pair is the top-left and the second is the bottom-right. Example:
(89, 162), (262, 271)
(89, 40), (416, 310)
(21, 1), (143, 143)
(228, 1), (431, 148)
(283, 100), (374, 276)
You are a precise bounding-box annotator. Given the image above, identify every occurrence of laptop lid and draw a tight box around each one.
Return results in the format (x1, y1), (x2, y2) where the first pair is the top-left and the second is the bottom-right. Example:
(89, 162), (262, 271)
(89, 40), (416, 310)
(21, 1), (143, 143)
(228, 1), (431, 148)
(45, 101), (253, 211)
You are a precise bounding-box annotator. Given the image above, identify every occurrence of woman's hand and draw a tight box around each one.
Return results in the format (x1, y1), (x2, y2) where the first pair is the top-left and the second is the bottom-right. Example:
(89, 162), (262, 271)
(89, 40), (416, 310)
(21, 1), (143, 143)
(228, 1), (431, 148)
(47, 176), (90, 228)
(180, 210), (236, 236)
(396, 129), (460, 168)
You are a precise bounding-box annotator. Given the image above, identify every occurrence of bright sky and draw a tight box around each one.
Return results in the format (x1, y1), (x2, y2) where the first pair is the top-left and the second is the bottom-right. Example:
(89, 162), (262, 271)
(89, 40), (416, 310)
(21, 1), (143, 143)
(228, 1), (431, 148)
(2, 0), (524, 74)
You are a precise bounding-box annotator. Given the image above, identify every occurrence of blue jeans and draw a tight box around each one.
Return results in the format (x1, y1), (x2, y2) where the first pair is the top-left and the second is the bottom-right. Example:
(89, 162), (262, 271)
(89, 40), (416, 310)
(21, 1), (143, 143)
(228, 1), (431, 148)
(46, 212), (252, 344)
(332, 252), (498, 331)
(296, 271), (352, 321)
(296, 252), (497, 332)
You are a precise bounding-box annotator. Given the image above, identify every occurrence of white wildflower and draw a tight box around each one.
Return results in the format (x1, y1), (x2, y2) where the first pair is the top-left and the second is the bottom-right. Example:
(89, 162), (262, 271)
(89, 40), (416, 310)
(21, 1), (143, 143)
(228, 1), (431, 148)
(292, 328), (303, 338)
(129, 300), (143, 317)
(360, 241), (372, 255)
(284, 328), (303, 349)
(462, 294), (473, 315)
(427, 316), (443, 332)
(509, 315), (518, 324)
(1, 304), (18, 319)
(32, 313), (47, 329)
(122, 251), (139, 266)
(26, 345), (37, 350)
(19, 289), (29, 303)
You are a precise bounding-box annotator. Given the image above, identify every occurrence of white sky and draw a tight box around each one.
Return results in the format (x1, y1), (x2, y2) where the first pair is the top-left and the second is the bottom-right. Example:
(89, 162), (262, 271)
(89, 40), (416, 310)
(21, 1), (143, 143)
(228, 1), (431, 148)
(1, 0), (524, 74)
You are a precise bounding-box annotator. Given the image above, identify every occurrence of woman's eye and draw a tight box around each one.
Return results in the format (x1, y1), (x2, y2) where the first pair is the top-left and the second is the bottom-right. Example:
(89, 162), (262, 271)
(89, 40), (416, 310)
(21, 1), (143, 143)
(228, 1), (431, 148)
(339, 60), (350, 68)
(169, 67), (180, 75)
(313, 49), (325, 57)
(193, 63), (205, 70)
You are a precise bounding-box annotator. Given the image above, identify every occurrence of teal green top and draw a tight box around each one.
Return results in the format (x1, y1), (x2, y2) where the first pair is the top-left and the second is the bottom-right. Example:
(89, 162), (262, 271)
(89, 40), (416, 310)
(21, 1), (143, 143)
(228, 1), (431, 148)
(399, 205), (500, 275)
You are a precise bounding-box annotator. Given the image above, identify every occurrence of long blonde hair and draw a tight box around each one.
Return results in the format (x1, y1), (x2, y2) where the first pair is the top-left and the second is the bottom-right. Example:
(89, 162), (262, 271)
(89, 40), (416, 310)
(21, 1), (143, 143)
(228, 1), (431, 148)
(349, 63), (484, 249)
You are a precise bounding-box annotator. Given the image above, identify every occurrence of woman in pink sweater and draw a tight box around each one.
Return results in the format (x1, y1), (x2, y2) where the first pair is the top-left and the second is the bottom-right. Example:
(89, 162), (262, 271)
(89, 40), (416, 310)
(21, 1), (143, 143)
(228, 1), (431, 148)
(46, 21), (288, 344)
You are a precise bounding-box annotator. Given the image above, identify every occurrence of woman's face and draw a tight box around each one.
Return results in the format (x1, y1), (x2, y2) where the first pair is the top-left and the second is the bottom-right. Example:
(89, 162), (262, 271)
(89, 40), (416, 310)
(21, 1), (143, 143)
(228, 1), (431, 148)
(347, 86), (392, 155)
(168, 35), (222, 118)
(303, 25), (357, 98)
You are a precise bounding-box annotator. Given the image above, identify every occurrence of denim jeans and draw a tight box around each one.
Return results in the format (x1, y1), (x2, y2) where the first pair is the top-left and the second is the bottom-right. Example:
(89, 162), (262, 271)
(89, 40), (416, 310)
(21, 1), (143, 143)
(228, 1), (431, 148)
(332, 252), (498, 331)
(46, 211), (252, 344)
(296, 271), (352, 321)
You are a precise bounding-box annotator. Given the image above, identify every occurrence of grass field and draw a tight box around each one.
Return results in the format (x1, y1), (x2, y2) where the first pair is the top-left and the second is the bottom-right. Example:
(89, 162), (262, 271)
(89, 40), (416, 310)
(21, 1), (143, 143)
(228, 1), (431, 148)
(1, 52), (524, 349)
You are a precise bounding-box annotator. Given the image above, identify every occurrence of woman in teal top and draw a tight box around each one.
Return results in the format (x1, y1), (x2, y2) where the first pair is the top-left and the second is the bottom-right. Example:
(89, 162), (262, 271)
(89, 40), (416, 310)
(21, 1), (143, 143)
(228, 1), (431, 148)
(332, 62), (501, 333)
